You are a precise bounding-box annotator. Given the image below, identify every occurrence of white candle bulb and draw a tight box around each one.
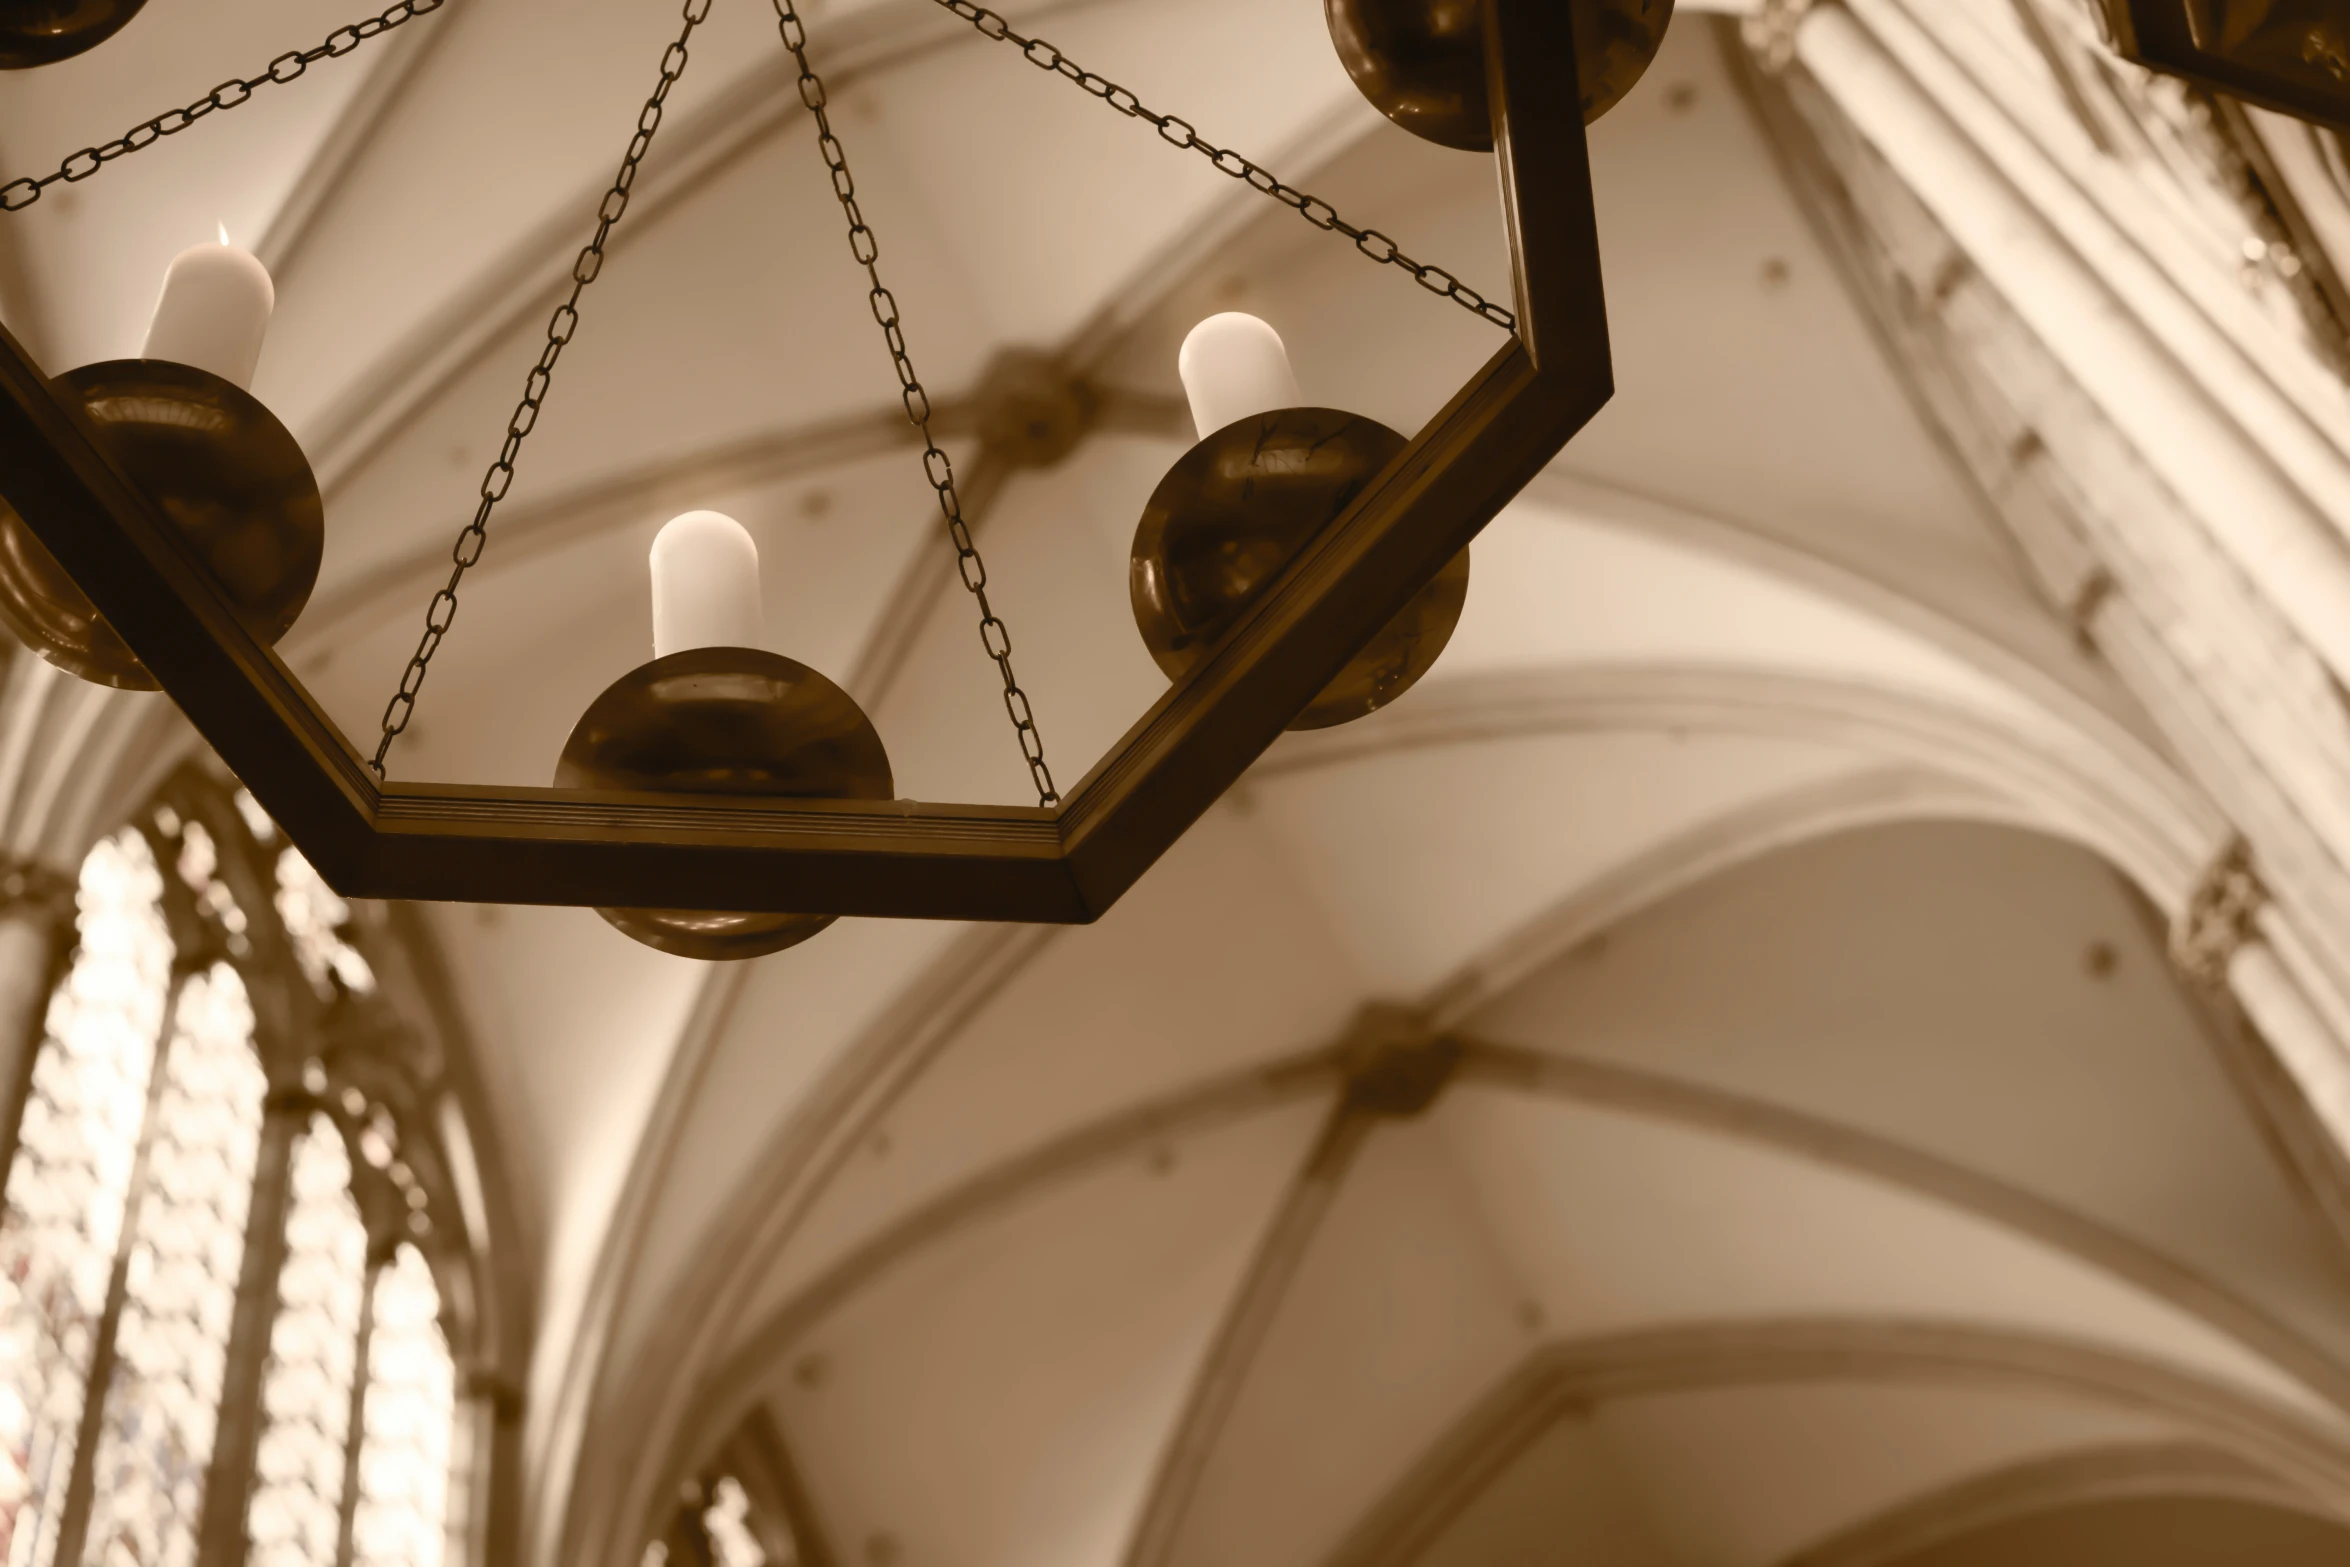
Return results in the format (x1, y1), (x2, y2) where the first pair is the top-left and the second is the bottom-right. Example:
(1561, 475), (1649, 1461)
(651, 510), (763, 659)
(1178, 312), (1303, 442)
(141, 238), (274, 390)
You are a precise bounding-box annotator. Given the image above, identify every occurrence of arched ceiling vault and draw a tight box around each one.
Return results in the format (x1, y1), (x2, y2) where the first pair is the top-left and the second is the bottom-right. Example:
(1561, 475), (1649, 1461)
(609, 821), (2350, 1567)
(9, 5), (2346, 1567)
(1333, 1367), (2350, 1567)
(1765, 1444), (2343, 1567)
(670, 1032), (2350, 1536)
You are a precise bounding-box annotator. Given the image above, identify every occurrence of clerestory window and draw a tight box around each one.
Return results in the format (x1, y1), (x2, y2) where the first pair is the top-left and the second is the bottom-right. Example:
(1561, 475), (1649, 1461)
(0, 769), (486, 1567)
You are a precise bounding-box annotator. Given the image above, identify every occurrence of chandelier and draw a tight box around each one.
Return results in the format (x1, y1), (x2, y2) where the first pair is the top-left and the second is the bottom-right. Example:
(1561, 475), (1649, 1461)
(2095, 1), (2350, 127)
(0, 0), (1661, 958)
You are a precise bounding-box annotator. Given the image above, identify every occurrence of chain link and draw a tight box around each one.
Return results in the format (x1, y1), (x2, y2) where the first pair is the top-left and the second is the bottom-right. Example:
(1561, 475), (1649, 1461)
(772, 0), (1060, 807)
(1, 0), (448, 215)
(371, 0), (712, 776)
(919, 0), (1515, 332)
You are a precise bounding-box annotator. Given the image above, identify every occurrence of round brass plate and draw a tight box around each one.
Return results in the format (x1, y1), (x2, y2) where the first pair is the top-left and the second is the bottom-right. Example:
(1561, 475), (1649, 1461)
(0, 0), (146, 68)
(1324, 0), (1674, 150)
(0, 360), (324, 690)
(555, 647), (895, 961)
(1132, 408), (1469, 732)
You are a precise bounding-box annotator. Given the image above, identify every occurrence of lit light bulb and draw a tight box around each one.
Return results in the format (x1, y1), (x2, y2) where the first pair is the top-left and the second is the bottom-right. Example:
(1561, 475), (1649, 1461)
(1178, 312), (1304, 441)
(650, 510), (763, 659)
(141, 227), (274, 389)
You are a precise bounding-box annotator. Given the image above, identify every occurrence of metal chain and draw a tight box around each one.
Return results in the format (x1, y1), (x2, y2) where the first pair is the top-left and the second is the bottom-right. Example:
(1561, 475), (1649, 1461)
(918, 0), (1515, 332)
(771, 0), (1061, 807)
(0, 0), (448, 214)
(371, 0), (713, 776)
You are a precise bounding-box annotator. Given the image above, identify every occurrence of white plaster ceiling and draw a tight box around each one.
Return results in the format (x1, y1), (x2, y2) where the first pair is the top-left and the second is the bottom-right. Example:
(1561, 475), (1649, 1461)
(645, 822), (2350, 1567)
(1403, 1390), (2208, 1567)
(2, 3), (2328, 1565)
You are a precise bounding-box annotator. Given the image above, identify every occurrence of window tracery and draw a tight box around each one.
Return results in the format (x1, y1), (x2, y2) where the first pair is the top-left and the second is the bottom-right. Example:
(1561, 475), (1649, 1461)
(0, 767), (492, 1565)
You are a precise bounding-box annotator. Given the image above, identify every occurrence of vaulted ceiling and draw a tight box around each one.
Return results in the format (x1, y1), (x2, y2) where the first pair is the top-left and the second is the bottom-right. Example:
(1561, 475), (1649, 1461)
(9, 0), (2350, 1563)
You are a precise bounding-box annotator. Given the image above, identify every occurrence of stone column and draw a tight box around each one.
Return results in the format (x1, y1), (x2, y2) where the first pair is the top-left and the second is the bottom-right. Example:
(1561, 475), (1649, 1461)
(177, 772), (323, 1567)
(334, 1252), (387, 1567)
(191, 1089), (307, 1567)
(1737, 0), (2350, 1146)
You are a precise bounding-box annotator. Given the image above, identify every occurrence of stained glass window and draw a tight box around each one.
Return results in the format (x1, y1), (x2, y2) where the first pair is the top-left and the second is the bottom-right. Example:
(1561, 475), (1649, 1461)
(273, 851), (375, 1003)
(642, 1471), (796, 1567)
(0, 774), (483, 1567)
(82, 964), (268, 1566)
(0, 831), (171, 1567)
(247, 1117), (367, 1567)
(701, 1478), (769, 1567)
(351, 1246), (454, 1567)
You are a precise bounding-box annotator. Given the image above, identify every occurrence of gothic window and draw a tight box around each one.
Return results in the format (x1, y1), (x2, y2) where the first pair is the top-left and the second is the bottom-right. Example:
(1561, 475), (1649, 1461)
(248, 1116), (367, 1566)
(351, 1246), (456, 1567)
(642, 1475), (791, 1567)
(0, 767), (492, 1566)
(641, 1418), (811, 1567)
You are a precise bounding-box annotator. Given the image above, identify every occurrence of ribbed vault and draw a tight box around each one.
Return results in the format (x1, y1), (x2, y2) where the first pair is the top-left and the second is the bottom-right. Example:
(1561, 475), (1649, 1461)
(631, 820), (2350, 1567)
(7, 3), (2346, 1564)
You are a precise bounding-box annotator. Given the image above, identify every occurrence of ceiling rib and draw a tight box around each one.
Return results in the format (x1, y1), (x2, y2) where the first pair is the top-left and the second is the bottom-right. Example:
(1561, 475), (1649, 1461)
(1119, 1099), (1371, 1567)
(549, 921), (1065, 1567)
(1777, 1440), (2336, 1567)
(257, 0), (461, 281)
(846, 386), (1191, 715)
(1468, 1038), (2350, 1410)
(520, 955), (760, 1567)
(646, 1032), (2350, 1567)
(724, 1405), (841, 1567)
(649, 1048), (1346, 1531)
(1252, 660), (2198, 907)
(297, 400), (938, 645)
(302, 0), (1134, 493)
(1417, 764), (2015, 1026)
(576, 751), (2159, 1567)
(1324, 1326), (2350, 1567)
(0, 653), (64, 857)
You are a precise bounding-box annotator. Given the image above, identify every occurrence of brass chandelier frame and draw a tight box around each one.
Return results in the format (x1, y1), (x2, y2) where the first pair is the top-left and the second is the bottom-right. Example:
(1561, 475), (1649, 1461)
(0, 0), (1611, 926)
(2096, 0), (2350, 129)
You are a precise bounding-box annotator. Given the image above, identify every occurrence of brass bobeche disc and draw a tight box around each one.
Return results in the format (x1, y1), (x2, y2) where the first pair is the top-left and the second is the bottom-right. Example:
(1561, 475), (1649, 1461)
(1324, 0), (1674, 151)
(555, 647), (895, 961)
(0, 359), (324, 689)
(0, 0), (147, 69)
(1132, 408), (1470, 732)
